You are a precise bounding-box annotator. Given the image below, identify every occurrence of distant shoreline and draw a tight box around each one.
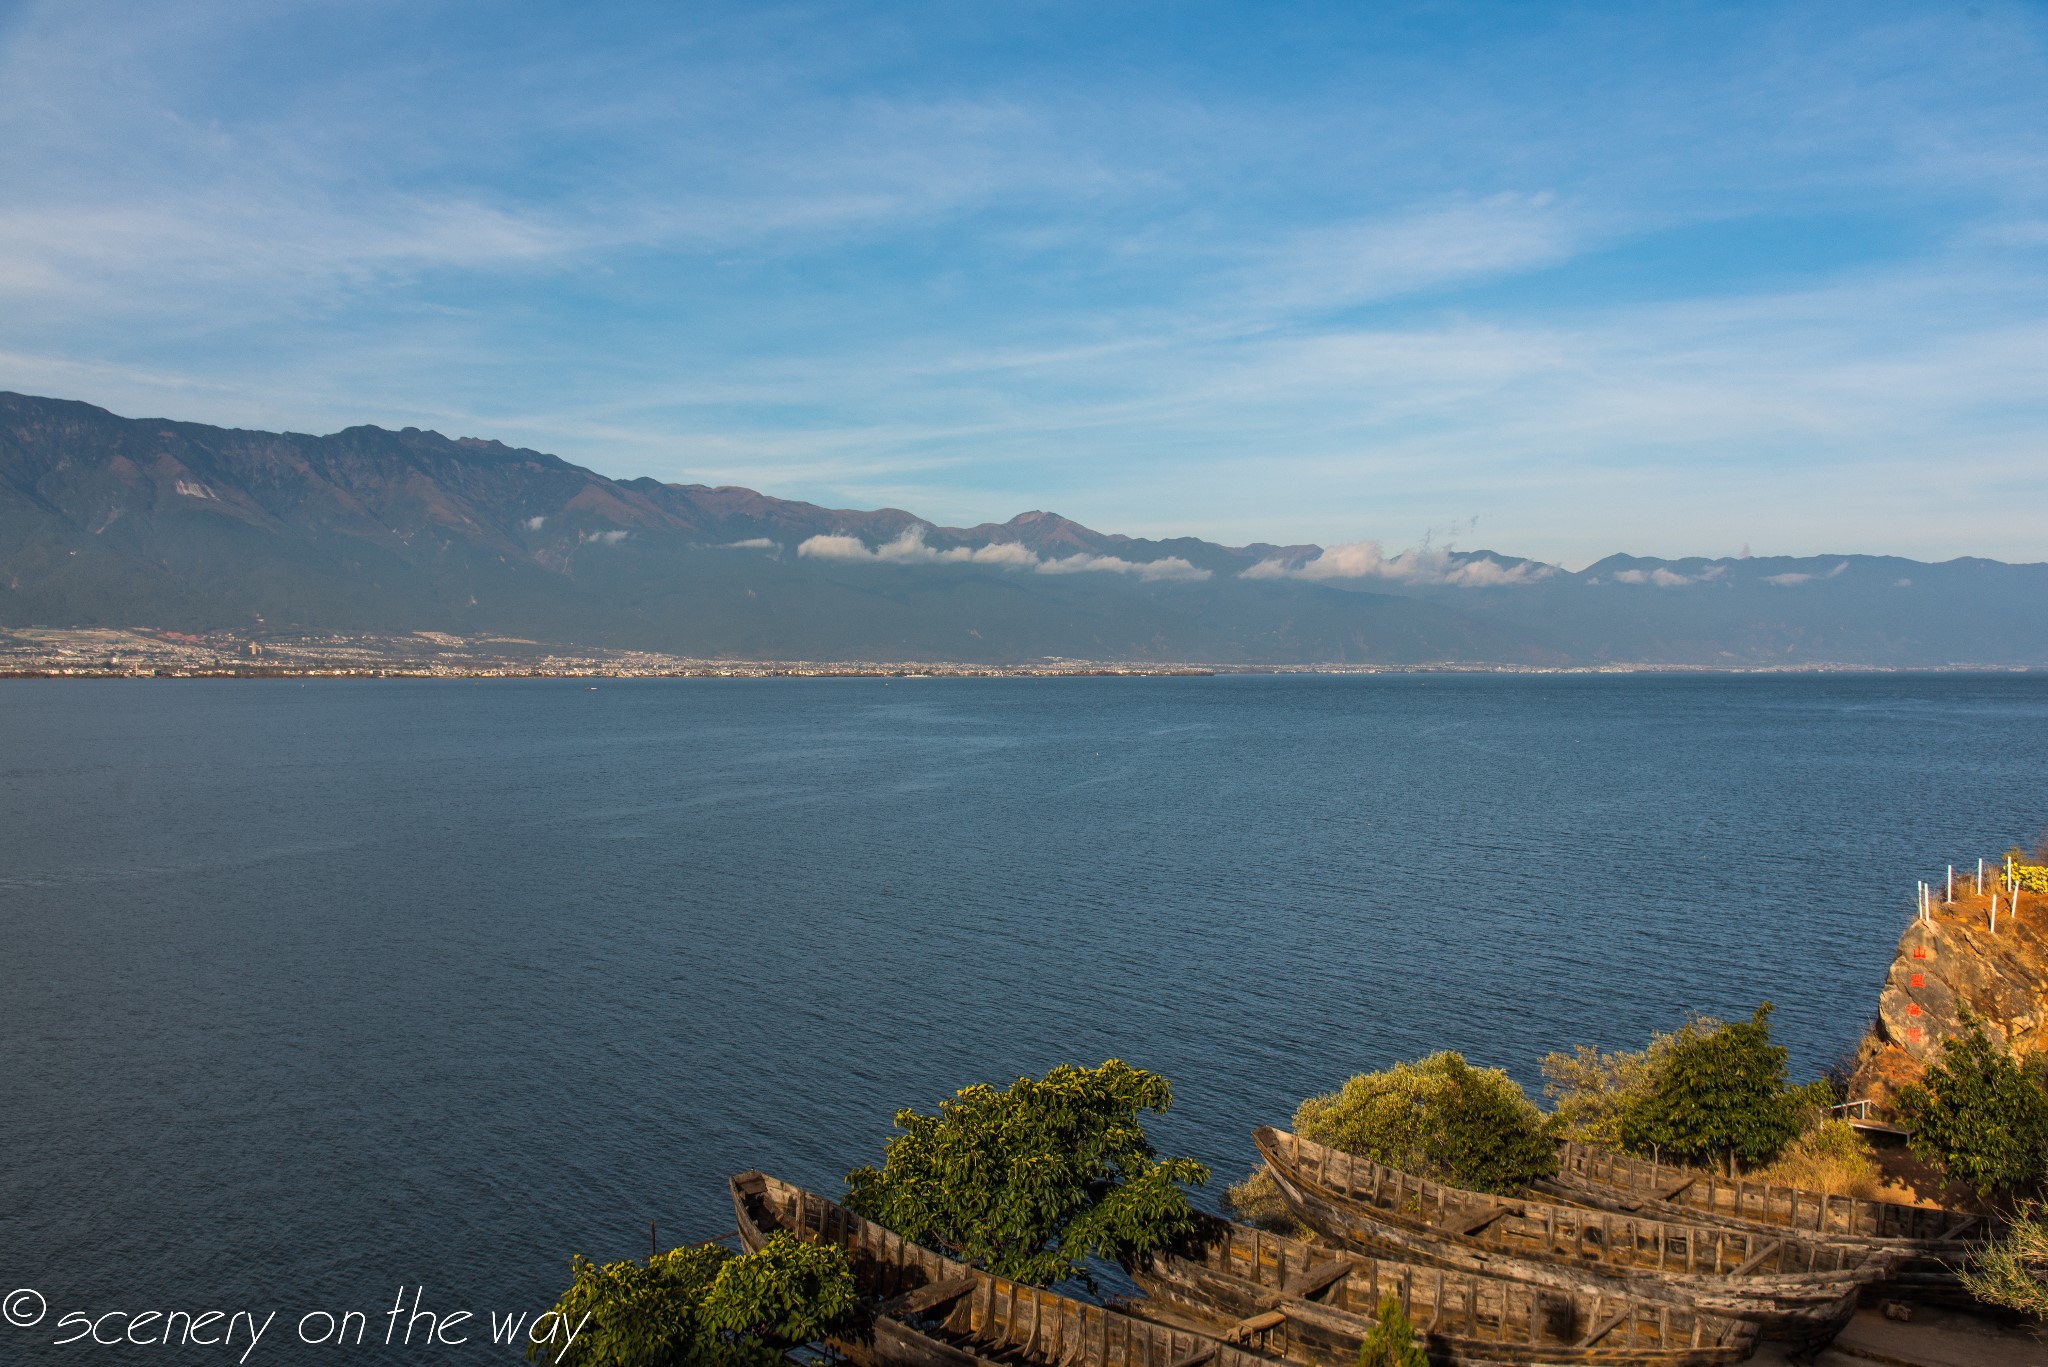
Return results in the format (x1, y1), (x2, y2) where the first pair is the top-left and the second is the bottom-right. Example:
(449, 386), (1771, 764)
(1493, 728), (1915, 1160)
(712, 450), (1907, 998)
(2, 627), (2038, 681)
(5, 625), (2042, 679)
(0, 662), (1223, 680)
(11, 669), (2036, 680)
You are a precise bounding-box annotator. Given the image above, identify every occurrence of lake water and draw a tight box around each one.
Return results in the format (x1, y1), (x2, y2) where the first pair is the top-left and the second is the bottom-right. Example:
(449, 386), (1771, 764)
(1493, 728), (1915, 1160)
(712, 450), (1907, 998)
(3, 673), (2046, 1362)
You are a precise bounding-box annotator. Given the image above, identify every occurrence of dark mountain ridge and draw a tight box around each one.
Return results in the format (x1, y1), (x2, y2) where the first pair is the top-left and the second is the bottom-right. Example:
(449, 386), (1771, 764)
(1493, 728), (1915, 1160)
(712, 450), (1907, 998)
(2, 391), (2041, 665)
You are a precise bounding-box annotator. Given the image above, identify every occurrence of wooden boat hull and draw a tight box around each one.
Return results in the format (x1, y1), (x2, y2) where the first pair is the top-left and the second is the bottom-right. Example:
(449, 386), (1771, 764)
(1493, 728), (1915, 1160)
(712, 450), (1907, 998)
(1536, 1143), (1983, 1303)
(730, 1171), (1290, 1367)
(871, 1316), (990, 1367)
(1534, 1176), (1970, 1307)
(1256, 1127), (1876, 1347)
(1546, 1141), (1979, 1246)
(1127, 1213), (1756, 1367)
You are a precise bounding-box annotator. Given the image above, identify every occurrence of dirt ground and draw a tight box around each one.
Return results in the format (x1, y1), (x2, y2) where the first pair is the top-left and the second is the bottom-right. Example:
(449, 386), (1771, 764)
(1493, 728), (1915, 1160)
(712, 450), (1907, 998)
(1749, 1306), (2048, 1367)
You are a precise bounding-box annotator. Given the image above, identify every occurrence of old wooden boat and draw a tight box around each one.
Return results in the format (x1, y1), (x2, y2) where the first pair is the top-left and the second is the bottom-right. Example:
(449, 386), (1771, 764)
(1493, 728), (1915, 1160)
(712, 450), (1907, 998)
(1535, 1141), (1984, 1303)
(1541, 1140), (1980, 1246)
(1126, 1211), (1757, 1367)
(731, 1170), (1295, 1367)
(1255, 1127), (1882, 1347)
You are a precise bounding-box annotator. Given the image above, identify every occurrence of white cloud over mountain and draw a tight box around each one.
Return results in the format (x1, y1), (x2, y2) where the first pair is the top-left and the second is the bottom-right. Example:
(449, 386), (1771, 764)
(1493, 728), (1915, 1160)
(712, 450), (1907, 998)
(1243, 542), (1553, 587)
(796, 527), (1208, 581)
(1036, 552), (1208, 582)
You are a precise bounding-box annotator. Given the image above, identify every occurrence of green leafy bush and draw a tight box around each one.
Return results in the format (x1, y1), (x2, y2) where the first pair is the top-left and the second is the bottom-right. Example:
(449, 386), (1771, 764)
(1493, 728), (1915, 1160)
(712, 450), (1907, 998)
(844, 1059), (1209, 1287)
(1355, 1294), (1429, 1367)
(1295, 1051), (1556, 1193)
(703, 1232), (858, 1346)
(1961, 1203), (2048, 1319)
(1617, 1004), (1802, 1173)
(1899, 1019), (2048, 1197)
(530, 1236), (856, 1367)
(529, 1244), (779, 1367)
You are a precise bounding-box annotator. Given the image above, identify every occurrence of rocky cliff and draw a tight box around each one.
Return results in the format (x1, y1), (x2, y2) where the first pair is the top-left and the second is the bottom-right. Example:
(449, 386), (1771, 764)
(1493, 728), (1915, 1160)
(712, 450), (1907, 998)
(1852, 859), (2048, 1108)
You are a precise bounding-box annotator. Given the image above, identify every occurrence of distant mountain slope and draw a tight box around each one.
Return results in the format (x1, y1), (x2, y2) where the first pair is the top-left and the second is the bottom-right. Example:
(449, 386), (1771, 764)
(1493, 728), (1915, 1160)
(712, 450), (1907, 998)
(1367, 551), (2048, 667)
(1, 392), (2041, 665)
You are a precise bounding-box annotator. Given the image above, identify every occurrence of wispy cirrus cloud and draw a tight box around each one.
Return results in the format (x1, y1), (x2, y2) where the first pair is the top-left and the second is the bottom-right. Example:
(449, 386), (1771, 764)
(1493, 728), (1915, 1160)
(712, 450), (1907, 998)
(2, 1), (2046, 566)
(1240, 194), (1591, 319)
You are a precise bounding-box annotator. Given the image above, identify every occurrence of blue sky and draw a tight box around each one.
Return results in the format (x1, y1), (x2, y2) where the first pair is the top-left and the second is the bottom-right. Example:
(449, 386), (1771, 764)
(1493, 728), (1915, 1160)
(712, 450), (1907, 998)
(2, 0), (2044, 566)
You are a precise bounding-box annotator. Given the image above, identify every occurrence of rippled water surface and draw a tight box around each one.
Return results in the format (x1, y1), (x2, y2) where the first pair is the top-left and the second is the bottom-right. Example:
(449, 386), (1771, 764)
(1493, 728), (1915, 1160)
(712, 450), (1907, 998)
(4, 673), (2046, 1361)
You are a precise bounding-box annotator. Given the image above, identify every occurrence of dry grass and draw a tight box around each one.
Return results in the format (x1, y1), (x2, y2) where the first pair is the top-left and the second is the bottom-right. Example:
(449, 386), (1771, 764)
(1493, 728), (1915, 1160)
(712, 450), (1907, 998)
(1755, 1119), (1882, 1199)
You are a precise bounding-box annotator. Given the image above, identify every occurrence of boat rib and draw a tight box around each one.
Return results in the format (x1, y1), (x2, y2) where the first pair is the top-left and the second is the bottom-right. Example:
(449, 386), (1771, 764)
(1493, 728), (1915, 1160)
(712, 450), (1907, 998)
(1255, 1126), (1882, 1347)
(731, 1171), (1291, 1367)
(1126, 1211), (1756, 1367)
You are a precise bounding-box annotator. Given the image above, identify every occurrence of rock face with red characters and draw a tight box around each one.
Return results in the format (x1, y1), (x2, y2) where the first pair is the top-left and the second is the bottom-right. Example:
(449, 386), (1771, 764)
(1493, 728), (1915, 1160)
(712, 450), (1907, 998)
(1852, 874), (2048, 1109)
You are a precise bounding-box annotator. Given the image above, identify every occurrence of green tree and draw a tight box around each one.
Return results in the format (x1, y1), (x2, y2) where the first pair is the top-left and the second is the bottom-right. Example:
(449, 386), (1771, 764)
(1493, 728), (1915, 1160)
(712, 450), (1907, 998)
(1617, 1004), (1801, 1173)
(703, 1233), (858, 1345)
(530, 1238), (856, 1367)
(528, 1245), (767, 1367)
(1355, 1295), (1429, 1367)
(1898, 1019), (2048, 1197)
(1540, 1017), (1721, 1150)
(843, 1059), (1209, 1287)
(1960, 1203), (2048, 1319)
(1295, 1052), (1556, 1193)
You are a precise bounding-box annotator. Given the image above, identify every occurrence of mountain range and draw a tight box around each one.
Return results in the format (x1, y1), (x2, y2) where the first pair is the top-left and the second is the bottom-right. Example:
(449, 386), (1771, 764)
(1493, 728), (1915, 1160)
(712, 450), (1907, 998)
(2, 391), (2041, 667)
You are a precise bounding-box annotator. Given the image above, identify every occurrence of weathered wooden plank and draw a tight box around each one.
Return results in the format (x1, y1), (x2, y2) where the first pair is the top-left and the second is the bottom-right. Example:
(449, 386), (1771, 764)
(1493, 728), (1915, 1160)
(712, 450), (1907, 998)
(1453, 1204), (1517, 1237)
(1579, 1304), (1633, 1348)
(1276, 1259), (1349, 1301)
(895, 1275), (978, 1315)
(1659, 1174), (1702, 1202)
(1729, 1240), (1783, 1277)
(1227, 1310), (1286, 1340)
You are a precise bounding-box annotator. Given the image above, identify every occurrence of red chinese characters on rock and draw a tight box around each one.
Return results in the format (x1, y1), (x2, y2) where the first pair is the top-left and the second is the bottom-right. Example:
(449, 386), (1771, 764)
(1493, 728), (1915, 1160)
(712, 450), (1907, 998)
(1909, 1026), (1924, 1042)
(1910, 973), (1925, 988)
(1908, 1003), (1924, 1017)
